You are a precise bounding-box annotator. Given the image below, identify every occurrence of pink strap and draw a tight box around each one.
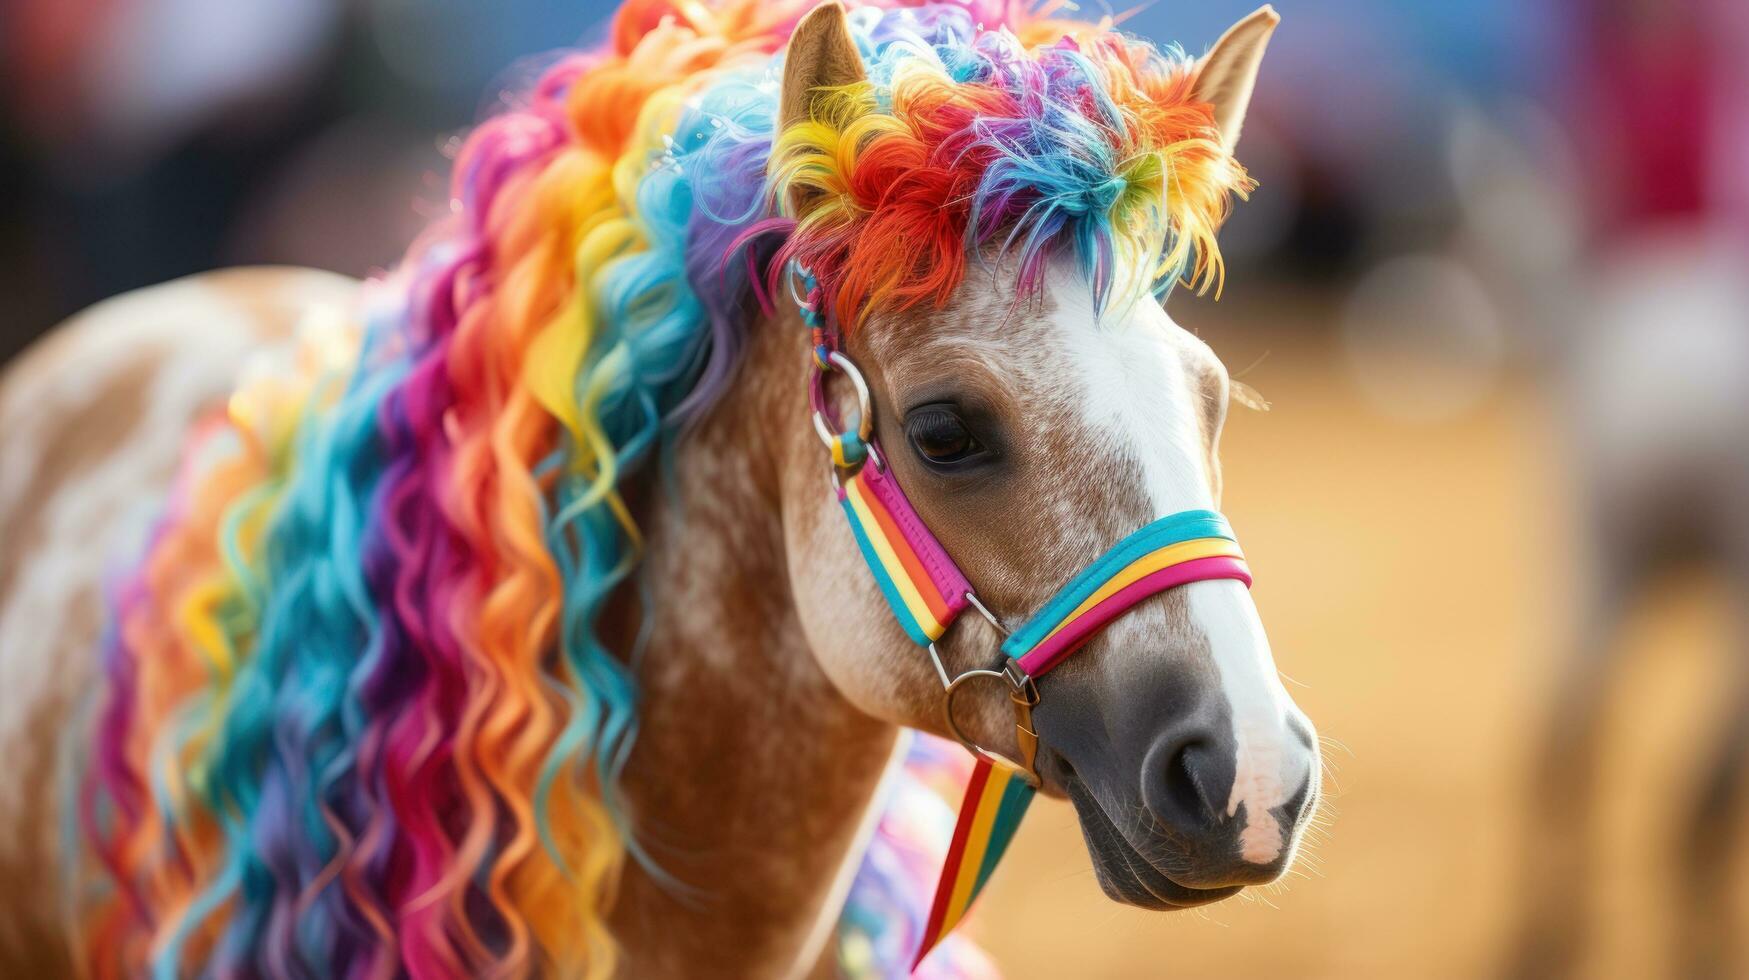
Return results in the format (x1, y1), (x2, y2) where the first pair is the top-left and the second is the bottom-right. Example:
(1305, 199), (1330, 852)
(856, 454), (974, 621)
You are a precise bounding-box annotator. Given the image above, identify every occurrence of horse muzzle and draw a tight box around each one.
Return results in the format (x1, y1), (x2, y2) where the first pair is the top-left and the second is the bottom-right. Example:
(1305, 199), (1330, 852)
(1032, 627), (1322, 900)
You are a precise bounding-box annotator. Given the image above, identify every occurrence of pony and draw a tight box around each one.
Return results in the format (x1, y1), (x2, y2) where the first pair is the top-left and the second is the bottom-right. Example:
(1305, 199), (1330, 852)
(0, 1), (1320, 975)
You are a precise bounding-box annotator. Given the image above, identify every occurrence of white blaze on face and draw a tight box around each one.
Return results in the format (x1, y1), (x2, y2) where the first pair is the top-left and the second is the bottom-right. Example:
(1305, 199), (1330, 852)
(1190, 581), (1300, 863)
(1045, 267), (1309, 865)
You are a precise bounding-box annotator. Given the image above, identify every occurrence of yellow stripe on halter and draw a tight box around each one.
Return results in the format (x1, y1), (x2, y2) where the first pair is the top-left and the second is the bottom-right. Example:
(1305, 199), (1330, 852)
(940, 763), (1014, 930)
(1037, 537), (1243, 646)
(843, 477), (944, 638)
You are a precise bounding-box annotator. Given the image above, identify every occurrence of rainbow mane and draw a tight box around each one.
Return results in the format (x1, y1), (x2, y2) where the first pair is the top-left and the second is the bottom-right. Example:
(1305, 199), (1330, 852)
(74, 1), (1250, 976)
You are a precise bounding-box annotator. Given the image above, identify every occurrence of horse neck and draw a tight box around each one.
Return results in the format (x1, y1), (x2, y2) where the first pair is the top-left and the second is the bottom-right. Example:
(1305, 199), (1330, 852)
(605, 306), (898, 976)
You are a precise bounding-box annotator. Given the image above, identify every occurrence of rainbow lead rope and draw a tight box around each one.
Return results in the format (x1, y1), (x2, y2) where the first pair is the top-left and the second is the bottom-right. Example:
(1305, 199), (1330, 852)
(911, 510), (1251, 972)
(912, 758), (1034, 970)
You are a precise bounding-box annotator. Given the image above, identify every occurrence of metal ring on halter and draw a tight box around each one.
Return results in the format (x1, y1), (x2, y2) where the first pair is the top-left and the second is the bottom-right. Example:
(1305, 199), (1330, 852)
(929, 643), (1042, 783)
(787, 262), (814, 308)
(810, 349), (875, 455)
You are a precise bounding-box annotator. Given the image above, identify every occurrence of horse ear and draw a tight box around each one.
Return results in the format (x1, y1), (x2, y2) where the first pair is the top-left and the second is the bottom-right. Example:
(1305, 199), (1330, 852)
(778, 3), (866, 215)
(780, 2), (866, 133)
(1192, 5), (1280, 153)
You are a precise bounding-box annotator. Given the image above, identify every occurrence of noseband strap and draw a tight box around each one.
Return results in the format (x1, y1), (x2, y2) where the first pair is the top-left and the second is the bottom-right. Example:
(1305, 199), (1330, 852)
(795, 264), (1254, 970)
(1003, 511), (1250, 676)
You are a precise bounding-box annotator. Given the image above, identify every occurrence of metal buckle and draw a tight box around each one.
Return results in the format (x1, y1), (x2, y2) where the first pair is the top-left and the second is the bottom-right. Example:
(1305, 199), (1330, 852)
(929, 594), (1042, 785)
(965, 590), (1007, 636)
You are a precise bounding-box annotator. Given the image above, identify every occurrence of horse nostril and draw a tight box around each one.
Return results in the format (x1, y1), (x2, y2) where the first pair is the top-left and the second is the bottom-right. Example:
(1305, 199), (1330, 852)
(1144, 724), (1235, 835)
(1166, 738), (1221, 822)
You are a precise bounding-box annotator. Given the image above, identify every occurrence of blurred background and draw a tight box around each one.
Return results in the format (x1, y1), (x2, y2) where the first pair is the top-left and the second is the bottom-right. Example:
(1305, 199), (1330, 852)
(3, 0), (1745, 976)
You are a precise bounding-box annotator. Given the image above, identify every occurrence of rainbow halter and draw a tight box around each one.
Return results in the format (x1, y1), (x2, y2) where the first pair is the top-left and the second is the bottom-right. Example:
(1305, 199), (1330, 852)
(796, 267), (1253, 970)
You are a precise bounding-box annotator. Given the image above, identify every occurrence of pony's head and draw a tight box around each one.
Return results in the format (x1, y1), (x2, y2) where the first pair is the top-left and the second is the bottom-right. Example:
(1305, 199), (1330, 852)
(775, 3), (1319, 905)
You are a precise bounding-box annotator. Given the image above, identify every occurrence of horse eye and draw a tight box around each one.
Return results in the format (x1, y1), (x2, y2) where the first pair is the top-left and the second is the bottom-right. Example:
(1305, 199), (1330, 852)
(905, 406), (984, 466)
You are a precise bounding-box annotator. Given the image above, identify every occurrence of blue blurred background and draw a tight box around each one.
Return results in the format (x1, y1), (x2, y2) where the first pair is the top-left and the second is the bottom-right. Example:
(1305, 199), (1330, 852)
(0, 0), (1581, 358)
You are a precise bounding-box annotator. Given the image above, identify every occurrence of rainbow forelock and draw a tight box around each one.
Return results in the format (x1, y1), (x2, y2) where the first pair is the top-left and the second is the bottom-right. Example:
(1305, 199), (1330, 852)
(765, 4), (1249, 327)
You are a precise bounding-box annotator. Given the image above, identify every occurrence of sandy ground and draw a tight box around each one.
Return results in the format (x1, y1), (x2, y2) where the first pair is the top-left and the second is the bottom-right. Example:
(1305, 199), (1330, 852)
(970, 318), (1748, 979)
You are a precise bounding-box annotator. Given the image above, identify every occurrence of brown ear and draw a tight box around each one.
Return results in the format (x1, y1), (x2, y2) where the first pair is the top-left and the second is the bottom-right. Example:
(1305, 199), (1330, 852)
(1192, 5), (1280, 152)
(779, 2), (866, 132)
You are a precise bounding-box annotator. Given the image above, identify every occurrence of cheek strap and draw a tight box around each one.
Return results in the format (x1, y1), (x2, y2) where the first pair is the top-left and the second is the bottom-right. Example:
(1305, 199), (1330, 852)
(834, 445), (975, 646)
